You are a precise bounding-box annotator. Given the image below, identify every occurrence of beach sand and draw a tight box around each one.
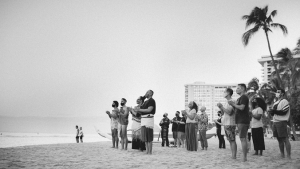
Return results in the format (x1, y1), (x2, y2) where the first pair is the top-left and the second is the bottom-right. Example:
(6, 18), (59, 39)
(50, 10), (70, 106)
(0, 137), (299, 169)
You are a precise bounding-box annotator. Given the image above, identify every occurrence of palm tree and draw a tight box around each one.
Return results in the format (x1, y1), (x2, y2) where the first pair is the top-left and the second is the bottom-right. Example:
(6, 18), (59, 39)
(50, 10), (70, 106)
(294, 38), (300, 55)
(242, 5), (288, 87)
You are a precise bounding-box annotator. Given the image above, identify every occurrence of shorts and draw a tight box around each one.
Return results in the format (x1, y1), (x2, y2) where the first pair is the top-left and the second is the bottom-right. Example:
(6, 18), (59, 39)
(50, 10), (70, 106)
(111, 128), (118, 137)
(120, 125), (128, 138)
(141, 126), (153, 142)
(177, 131), (185, 140)
(224, 125), (236, 141)
(273, 121), (288, 138)
(237, 124), (249, 138)
(172, 131), (178, 139)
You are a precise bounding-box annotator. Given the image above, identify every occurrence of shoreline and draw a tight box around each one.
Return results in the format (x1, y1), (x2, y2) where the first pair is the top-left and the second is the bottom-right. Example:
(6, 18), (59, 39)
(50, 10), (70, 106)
(1, 137), (300, 169)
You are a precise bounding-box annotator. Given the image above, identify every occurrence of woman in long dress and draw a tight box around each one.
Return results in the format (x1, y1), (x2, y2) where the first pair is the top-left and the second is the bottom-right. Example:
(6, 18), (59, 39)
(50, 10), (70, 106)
(182, 101), (198, 151)
(250, 97), (266, 155)
(130, 96), (146, 151)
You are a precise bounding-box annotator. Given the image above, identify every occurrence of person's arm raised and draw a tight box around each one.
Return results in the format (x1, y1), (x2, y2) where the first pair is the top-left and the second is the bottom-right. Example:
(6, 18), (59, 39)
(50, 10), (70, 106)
(186, 109), (196, 120)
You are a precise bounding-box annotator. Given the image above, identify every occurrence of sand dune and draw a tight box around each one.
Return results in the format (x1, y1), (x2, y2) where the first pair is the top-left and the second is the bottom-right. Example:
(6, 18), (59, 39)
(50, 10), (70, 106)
(0, 137), (299, 169)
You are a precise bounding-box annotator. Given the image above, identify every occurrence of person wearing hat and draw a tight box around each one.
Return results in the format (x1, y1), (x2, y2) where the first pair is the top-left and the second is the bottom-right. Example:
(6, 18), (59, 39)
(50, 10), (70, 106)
(159, 113), (171, 147)
(171, 111), (181, 147)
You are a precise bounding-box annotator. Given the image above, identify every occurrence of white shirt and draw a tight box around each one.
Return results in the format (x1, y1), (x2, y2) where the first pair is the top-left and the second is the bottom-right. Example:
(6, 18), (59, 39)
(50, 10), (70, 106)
(222, 99), (236, 126)
(251, 107), (263, 128)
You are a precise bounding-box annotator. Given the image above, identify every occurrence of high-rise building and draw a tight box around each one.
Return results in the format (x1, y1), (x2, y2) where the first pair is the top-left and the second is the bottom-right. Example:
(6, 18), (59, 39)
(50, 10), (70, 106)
(184, 82), (239, 122)
(258, 54), (300, 84)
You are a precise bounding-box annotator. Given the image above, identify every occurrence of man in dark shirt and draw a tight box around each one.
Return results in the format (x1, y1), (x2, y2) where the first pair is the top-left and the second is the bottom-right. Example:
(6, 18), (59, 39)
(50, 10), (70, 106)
(228, 83), (250, 162)
(177, 112), (186, 148)
(171, 111), (181, 147)
(159, 113), (170, 147)
(136, 90), (156, 155)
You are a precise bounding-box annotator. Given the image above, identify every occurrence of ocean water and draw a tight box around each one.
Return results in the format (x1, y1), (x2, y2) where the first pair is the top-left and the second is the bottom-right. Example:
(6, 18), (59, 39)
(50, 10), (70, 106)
(0, 132), (109, 148)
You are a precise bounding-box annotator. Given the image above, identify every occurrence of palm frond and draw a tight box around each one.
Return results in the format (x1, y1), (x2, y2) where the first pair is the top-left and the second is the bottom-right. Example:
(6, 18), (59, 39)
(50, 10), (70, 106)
(270, 23), (288, 35)
(263, 5), (269, 14)
(266, 15), (273, 24)
(276, 48), (292, 62)
(270, 10), (277, 17)
(242, 25), (261, 46)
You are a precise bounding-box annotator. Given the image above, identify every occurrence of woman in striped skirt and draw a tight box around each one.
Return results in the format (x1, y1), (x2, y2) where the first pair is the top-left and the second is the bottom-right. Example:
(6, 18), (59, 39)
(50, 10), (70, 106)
(130, 96), (146, 151)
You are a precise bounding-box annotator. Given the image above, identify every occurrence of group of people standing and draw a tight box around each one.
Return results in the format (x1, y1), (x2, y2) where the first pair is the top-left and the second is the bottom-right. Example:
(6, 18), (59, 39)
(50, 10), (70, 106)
(106, 90), (156, 155)
(104, 84), (292, 161)
(159, 111), (186, 147)
(159, 103), (210, 151)
(75, 125), (84, 143)
(214, 84), (292, 162)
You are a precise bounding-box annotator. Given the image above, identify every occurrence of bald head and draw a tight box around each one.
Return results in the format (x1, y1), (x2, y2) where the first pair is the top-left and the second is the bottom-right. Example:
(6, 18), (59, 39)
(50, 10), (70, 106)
(200, 106), (206, 112)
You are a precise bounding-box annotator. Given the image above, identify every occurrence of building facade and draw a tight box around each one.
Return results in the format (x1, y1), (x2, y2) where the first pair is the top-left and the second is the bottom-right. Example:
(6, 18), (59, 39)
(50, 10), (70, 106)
(258, 54), (300, 84)
(184, 82), (239, 122)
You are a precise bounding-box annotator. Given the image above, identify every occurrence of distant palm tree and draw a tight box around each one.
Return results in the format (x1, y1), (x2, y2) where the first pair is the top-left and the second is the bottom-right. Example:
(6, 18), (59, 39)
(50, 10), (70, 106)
(294, 38), (300, 55)
(242, 5), (288, 87)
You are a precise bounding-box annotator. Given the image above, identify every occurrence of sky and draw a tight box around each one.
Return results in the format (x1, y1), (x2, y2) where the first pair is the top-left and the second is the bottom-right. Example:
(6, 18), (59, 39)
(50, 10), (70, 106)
(1, 0), (300, 129)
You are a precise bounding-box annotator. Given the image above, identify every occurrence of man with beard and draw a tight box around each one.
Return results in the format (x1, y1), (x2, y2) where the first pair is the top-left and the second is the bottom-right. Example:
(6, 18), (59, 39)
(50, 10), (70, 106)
(269, 88), (291, 159)
(119, 98), (129, 150)
(135, 90), (156, 155)
(228, 84), (250, 162)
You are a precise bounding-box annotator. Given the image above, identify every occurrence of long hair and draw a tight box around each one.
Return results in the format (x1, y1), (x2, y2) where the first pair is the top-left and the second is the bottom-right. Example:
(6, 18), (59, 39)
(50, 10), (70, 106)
(191, 101), (198, 113)
(252, 97), (267, 112)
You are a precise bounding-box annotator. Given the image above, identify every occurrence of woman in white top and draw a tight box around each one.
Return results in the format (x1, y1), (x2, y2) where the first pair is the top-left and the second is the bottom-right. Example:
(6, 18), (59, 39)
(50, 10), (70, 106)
(250, 97), (266, 156)
(182, 101), (198, 151)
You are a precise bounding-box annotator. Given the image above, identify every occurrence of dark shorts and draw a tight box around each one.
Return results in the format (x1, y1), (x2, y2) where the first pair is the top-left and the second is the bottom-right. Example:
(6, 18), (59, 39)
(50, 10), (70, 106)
(224, 125), (236, 141)
(111, 129), (118, 137)
(273, 121), (288, 138)
(141, 126), (153, 142)
(177, 132), (185, 140)
(172, 131), (178, 139)
(237, 124), (249, 138)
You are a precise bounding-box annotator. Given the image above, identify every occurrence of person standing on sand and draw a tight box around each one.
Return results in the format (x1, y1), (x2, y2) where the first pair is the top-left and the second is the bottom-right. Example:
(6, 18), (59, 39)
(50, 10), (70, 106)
(171, 111), (181, 147)
(269, 88), (291, 159)
(75, 125), (79, 143)
(135, 90), (156, 155)
(228, 84), (250, 162)
(217, 88), (237, 159)
(250, 97), (266, 156)
(214, 111), (225, 149)
(129, 96), (146, 151)
(119, 98), (129, 150)
(79, 127), (84, 143)
(197, 106), (208, 150)
(106, 100), (120, 149)
(177, 111), (186, 148)
(182, 101), (198, 151)
(159, 113), (170, 147)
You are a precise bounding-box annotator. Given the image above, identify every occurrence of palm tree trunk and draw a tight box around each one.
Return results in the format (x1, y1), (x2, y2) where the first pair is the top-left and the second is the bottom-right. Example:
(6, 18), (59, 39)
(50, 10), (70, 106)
(264, 31), (283, 87)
